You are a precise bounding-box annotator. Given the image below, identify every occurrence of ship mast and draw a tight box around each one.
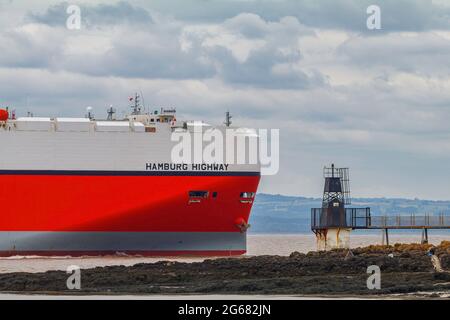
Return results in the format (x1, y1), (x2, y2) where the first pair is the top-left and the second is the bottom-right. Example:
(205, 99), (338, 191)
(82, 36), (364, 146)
(130, 93), (142, 115)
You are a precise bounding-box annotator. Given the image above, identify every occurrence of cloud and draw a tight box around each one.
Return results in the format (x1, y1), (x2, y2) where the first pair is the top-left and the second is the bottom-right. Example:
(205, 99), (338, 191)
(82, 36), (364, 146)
(2, 7), (326, 89)
(183, 14), (325, 89)
(141, 0), (450, 32)
(0, 24), (66, 69)
(61, 26), (218, 80)
(27, 1), (153, 28)
(210, 45), (326, 89)
(222, 12), (270, 38)
(2, 6), (216, 79)
(337, 32), (450, 75)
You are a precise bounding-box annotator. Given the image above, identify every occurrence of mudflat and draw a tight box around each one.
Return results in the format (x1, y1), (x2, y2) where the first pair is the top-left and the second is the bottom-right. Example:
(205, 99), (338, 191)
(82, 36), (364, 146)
(0, 242), (449, 296)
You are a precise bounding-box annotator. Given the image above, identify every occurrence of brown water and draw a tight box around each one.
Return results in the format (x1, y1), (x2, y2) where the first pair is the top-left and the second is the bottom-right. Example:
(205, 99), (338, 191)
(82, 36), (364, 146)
(0, 233), (448, 274)
(247, 233), (449, 256)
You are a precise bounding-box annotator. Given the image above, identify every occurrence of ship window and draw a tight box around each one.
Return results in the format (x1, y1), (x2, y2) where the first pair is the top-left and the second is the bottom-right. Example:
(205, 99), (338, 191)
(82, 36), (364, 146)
(212, 192), (218, 198)
(189, 191), (209, 198)
(240, 192), (255, 199)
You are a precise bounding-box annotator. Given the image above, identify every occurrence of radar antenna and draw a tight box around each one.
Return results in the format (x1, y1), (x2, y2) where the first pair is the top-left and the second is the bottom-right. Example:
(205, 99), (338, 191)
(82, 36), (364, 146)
(224, 111), (232, 127)
(106, 105), (116, 120)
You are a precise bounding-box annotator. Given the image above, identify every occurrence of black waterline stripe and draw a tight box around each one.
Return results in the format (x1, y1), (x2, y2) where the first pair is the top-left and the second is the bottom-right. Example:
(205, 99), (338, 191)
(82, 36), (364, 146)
(0, 170), (260, 177)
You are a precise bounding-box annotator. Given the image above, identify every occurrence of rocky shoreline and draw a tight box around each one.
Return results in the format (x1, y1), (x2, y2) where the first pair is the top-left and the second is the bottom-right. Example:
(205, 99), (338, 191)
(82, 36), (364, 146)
(0, 242), (449, 297)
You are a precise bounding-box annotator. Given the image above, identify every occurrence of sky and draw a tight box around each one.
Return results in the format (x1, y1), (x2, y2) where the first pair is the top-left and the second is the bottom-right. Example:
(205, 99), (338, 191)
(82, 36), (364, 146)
(0, 0), (450, 200)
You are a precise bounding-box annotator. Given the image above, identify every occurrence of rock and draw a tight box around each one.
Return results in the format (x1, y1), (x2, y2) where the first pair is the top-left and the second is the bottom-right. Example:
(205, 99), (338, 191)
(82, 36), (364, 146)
(440, 254), (450, 269)
(289, 251), (305, 259)
(432, 272), (450, 281)
(0, 241), (449, 295)
(344, 250), (354, 261)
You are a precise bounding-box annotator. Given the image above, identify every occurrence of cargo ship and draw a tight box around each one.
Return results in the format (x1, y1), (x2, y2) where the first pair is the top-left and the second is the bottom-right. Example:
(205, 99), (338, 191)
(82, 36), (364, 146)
(0, 96), (260, 256)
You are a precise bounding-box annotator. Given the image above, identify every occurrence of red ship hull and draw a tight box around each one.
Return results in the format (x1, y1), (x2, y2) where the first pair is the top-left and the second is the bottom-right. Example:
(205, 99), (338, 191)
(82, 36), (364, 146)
(0, 172), (260, 257)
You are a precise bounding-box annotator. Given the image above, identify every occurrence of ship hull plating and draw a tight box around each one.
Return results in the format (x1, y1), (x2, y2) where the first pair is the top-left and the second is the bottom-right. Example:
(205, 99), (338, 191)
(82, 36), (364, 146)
(0, 172), (259, 256)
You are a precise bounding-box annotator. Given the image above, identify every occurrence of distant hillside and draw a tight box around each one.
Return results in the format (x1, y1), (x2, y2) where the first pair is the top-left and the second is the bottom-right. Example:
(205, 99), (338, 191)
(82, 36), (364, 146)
(249, 193), (450, 233)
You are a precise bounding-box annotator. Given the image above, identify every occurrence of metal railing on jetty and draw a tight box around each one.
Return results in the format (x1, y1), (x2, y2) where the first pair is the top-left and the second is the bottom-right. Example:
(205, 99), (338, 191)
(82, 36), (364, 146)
(311, 208), (450, 230)
(311, 208), (449, 245)
(368, 214), (450, 229)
